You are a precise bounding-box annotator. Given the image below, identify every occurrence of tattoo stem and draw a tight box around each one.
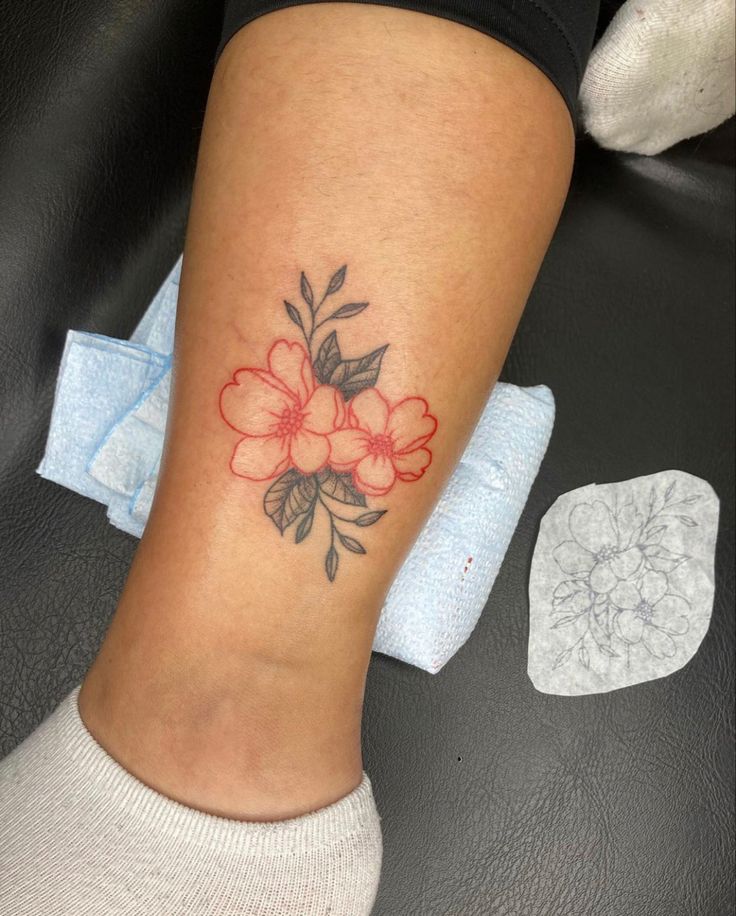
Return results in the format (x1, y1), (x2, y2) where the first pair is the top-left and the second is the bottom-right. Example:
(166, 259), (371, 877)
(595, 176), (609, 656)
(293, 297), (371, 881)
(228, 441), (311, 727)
(312, 315), (332, 335)
(311, 291), (329, 324)
(318, 491), (343, 542)
(307, 290), (332, 358)
(322, 495), (337, 554)
(318, 491), (361, 526)
(299, 321), (312, 358)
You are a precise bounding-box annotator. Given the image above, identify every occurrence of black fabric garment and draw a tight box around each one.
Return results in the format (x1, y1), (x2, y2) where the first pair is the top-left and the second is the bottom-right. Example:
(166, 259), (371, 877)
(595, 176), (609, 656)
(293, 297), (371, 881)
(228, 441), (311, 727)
(218, 0), (601, 124)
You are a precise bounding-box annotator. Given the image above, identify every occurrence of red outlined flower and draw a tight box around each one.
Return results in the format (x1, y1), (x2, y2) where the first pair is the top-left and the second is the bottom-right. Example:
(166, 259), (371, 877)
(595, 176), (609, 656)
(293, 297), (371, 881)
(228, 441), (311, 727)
(219, 265), (441, 582)
(328, 388), (437, 496)
(219, 339), (345, 480)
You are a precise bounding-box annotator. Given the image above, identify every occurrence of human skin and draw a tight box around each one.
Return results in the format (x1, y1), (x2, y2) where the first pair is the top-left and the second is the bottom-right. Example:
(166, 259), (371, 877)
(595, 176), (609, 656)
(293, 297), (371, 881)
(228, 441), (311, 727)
(78, 3), (574, 821)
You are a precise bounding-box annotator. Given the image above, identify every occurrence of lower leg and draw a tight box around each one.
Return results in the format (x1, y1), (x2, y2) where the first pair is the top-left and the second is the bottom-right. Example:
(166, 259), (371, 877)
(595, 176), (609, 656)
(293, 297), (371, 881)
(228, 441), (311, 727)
(79, 4), (573, 821)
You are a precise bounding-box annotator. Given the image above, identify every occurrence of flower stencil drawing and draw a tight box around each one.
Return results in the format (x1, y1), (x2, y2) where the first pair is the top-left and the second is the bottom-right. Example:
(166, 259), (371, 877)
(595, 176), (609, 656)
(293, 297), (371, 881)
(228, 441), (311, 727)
(528, 471), (719, 695)
(547, 480), (703, 672)
(553, 500), (646, 593)
(610, 570), (689, 658)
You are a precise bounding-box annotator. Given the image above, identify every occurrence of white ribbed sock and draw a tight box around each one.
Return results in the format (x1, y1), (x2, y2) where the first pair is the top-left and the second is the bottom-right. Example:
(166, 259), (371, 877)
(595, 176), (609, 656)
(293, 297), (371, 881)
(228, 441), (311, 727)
(0, 686), (383, 915)
(579, 0), (736, 155)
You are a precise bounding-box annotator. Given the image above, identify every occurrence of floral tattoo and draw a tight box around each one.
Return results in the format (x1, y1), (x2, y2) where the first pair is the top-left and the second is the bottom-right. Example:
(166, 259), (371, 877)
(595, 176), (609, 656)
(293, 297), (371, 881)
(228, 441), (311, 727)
(218, 264), (438, 581)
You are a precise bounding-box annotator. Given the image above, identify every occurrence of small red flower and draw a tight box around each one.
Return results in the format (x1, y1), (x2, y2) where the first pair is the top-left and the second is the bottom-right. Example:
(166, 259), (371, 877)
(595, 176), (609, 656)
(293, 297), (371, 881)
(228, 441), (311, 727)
(328, 388), (437, 496)
(219, 339), (345, 480)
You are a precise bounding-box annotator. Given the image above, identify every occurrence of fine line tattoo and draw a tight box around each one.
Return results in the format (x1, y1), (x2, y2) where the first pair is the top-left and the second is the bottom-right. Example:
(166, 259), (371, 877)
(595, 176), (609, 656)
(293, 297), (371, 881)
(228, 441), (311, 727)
(219, 264), (438, 581)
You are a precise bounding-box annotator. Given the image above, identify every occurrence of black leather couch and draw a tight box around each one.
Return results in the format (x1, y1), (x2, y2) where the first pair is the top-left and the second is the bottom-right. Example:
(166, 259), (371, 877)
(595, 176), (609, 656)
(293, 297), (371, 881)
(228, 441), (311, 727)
(1, 2), (733, 913)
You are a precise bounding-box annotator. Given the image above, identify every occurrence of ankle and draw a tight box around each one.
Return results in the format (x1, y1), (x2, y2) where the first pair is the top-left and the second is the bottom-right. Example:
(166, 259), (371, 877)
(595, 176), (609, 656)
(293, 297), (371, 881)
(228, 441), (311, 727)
(79, 630), (366, 820)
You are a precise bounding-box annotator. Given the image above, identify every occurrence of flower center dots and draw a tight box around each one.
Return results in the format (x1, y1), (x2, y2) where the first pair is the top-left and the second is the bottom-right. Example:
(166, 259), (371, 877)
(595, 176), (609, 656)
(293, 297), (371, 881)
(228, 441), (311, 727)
(367, 434), (394, 458)
(277, 406), (304, 437)
(635, 600), (654, 622)
(595, 545), (618, 562)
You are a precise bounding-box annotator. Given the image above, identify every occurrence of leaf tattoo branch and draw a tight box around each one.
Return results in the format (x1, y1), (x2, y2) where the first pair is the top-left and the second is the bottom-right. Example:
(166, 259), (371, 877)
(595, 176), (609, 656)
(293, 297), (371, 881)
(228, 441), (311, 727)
(219, 264), (438, 581)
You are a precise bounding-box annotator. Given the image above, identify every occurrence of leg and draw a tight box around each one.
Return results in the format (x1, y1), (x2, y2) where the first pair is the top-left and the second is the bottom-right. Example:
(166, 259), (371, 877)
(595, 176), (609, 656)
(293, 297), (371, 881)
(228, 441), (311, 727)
(78, 4), (573, 822)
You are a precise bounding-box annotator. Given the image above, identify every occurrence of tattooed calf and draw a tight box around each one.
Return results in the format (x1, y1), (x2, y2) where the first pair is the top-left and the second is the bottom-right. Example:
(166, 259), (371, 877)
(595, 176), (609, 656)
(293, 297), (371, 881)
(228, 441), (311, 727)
(219, 265), (437, 582)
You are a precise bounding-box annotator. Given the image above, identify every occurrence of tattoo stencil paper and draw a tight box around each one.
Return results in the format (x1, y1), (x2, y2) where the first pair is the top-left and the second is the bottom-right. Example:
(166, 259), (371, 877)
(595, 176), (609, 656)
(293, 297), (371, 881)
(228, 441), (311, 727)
(219, 265), (437, 581)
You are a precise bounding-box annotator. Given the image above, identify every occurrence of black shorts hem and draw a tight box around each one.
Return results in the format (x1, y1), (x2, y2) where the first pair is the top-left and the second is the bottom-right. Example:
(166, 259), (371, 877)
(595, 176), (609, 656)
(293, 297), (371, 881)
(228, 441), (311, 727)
(216, 0), (600, 127)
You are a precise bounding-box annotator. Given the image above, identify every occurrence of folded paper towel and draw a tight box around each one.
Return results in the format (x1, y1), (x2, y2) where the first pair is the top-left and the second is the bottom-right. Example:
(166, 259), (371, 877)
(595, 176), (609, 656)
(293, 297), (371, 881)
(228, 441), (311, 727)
(38, 257), (555, 673)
